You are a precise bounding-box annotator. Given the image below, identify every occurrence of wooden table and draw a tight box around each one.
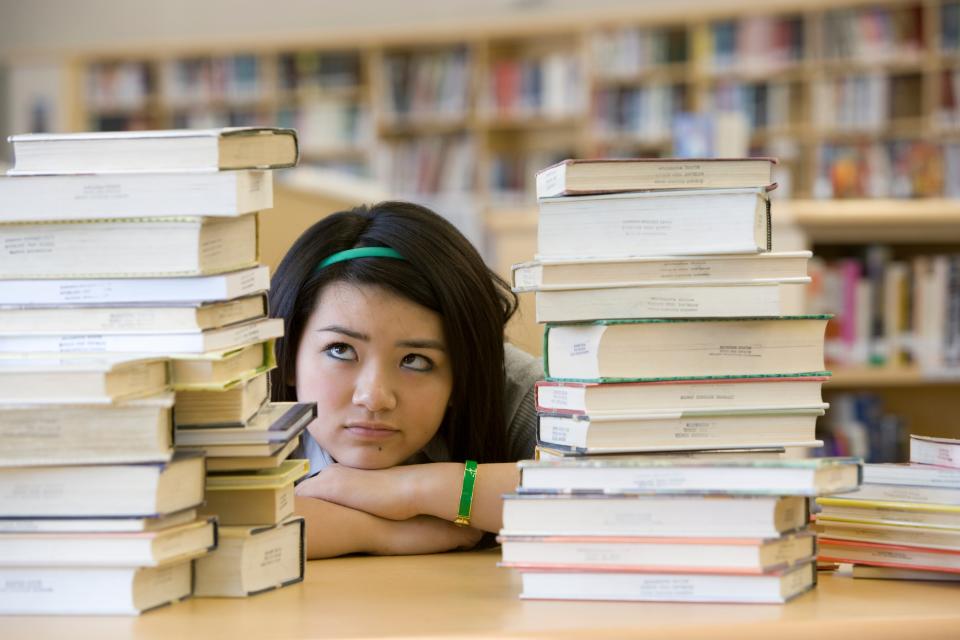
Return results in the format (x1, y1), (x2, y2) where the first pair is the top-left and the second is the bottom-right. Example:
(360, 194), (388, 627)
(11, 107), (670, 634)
(4, 550), (960, 639)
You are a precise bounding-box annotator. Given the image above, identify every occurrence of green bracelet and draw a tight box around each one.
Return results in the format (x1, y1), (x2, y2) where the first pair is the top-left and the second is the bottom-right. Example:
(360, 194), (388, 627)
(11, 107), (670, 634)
(454, 460), (478, 527)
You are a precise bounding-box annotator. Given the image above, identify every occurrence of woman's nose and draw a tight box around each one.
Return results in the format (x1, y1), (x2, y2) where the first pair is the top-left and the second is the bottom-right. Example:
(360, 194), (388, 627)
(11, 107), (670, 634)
(351, 364), (398, 413)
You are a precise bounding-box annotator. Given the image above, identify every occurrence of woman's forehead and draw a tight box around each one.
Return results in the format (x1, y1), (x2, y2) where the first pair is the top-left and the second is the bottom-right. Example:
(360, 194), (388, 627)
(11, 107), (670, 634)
(308, 281), (445, 341)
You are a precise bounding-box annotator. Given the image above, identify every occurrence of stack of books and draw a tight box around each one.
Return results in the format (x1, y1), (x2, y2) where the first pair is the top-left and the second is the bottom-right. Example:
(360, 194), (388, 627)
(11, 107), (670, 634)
(0, 127), (306, 614)
(502, 157), (857, 603)
(817, 434), (960, 581)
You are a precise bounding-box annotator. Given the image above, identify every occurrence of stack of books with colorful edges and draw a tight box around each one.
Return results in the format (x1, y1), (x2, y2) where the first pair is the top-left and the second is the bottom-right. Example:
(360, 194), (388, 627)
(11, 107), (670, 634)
(816, 434), (960, 581)
(0, 127), (307, 614)
(501, 157), (859, 603)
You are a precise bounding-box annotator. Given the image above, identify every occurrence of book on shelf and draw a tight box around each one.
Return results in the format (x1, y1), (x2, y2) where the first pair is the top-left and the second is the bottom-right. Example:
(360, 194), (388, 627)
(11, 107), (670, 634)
(0, 517), (217, 567)
(0, 170), (272, 221)
(543, 316), (829, 381)
(518, 457), (860, 496)
(512, 251), (812, 291)
(537, 187), (772, 260)
(818, 538), (960, 574)
(0, 317), (284, 355)
(862, 462), (960, 489)
(535, 157), (777, 197)
(499, 530), (815, 574)
(0, 452), (205, 518)
(0, 508), (199, 533)
(515, 561), (816, 604)
(528, 281), (808, 322)
(170, 340), (276, 390)
(911, 435), (960, 470)
(0, 392), (174, 467)
(0, 355), (168, 404)
(814, 519), (960, 552)
(193, 517), (305, 598)
(174, 401), (315, 445)
(534, 374), (829, 415)
(200, 460), (308, 526)
(816, 497), (960, 529)
(0, 213), (258, 279)
(6, 127), (299, 175)
(0, 561), (193, 615)
(537, 407), (825, 453)
(0, 265), (270, 305)
(535, 445), (787, 462)
(501, 494), (809, 538)
(173, 371), (269, 427)
(205, 435), (301, 472)
(851, 564), (960, 581)
(0, 293), (267, 335)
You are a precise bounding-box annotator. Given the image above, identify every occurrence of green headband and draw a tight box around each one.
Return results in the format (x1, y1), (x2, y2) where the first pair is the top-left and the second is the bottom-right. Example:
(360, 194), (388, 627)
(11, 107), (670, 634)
(315, 246), (406, 273)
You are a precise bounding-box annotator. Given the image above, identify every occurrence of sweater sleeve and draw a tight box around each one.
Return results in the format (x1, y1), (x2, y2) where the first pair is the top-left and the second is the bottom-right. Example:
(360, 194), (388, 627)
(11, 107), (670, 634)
(502, 343), (544, 461)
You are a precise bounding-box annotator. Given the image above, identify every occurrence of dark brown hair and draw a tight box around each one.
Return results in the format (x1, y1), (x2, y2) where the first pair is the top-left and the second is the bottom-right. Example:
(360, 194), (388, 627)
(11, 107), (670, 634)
(269, 201), (518, 463)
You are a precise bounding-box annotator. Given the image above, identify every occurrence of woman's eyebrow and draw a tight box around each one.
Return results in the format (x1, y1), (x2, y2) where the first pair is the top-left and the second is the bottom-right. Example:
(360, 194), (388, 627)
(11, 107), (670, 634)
(397, 339), (446, 351)
(316, 325), (368, 341)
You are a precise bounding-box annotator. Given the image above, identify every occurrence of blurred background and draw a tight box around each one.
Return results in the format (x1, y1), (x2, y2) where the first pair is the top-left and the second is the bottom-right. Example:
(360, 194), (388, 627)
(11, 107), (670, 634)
(3, 0), (960, 460)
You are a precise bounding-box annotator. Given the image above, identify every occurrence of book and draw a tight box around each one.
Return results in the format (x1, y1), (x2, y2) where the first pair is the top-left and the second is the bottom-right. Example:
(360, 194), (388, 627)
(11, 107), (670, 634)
(816, 498), (960, 529)
(7, 127), (299, 175)
(535, 158), (777, 198)
(200, 459), (308, 525)
(0, 560), (193, 615)
(529, 281), (807, 322)
(814, 519), (960, 551)
(0, 517), (217, 567)
(499, 530), (815, 574)
(170, 340), (276, 390)
(0, 508), (198, 533)
(205, 459), (310, 490)
(537, 187), (771, 260)
(183, 434), (302, 458)
(501, 494), (809, 538)
(205, 435), (301, 472)
(0, 317), (284, 355)
(535, 445), (787, 462)
(0, 214), (258, 279)
(535, 375), (829, 415)
(516, 561), (815, 603)
(543, 316), (830, 381)
(0, 265), (269, 305)
(818, 538), (960, 574)
(193, 517), (305, 597)
(0, 356), (168, 404)
(0, 294), (267, 335)
(0, 453), (205, 517)
(537, 407), (825, 452)
(839, 482), (960, 506)
(518, 457), (861, 496)
(851, 564), (960, 581)
(863, 463), (960, 489)
(0, 170), (272, 221)
(174, 401), (315, 446)
(0, 393), (174, 467)
(911, 435), (960, 469)
(173, 371), (269, 427)
(512, 251), (811, 290)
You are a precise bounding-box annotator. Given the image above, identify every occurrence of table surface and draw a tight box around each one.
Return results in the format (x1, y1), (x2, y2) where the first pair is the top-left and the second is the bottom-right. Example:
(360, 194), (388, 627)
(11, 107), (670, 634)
(4, 550), (960, 640)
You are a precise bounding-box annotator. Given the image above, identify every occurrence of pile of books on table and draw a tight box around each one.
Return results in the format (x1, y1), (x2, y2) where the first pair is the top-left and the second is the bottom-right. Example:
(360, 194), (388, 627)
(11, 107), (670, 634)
(0, 127), (308, 615)
(502, 157), (861, 603)
(816, 434), (960, 581)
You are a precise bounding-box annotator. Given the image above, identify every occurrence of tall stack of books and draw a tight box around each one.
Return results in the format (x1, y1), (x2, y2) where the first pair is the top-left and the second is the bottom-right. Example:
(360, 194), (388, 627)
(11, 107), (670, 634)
(817, 434), (960, 581)
(502, 157), (860, 603)
(0, 127), (307, 614)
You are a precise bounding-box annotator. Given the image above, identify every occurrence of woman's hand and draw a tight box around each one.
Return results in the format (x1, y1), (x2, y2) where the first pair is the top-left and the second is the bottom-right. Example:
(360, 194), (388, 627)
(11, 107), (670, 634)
(369, 515), (484, 556)
(294, 464), (425, 521)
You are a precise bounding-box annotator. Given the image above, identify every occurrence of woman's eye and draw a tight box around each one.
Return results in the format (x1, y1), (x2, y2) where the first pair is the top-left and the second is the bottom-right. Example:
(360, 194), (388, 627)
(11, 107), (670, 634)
(401, 353), (434, 372)
(324, 343), (357, 361)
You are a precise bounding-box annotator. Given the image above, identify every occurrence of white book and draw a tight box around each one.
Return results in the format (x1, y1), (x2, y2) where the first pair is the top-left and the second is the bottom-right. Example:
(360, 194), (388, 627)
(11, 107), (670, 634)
(841, 483), (960, 506)
(7, 127), (298, 175)
(517, 561), (815, 603)
(0, 317), (284, 355)
(911, 435), (960, 470)
(0, 170), (272, 221)
(0, 265), (269, 305)
(0, 517), (216, 567)
(0, 508), (198, 533)
(0, 356), (168, 404)
(537, 187), (770, 260)
(0, 561), (193, 615)
(0, 214), (258, 279)
(863, 463), (960, 489)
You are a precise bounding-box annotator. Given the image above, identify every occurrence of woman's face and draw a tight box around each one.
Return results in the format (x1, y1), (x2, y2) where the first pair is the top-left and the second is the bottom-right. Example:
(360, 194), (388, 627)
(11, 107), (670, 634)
(294, 281), (454, 469)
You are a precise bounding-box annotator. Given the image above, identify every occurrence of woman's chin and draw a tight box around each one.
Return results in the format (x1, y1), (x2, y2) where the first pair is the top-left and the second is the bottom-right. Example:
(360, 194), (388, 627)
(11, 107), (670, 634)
(333, 448), (404, 470)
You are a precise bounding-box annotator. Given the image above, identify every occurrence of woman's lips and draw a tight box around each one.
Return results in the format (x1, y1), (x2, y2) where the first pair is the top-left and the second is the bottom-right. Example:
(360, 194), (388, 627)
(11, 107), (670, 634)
(344, 423), (399, 440)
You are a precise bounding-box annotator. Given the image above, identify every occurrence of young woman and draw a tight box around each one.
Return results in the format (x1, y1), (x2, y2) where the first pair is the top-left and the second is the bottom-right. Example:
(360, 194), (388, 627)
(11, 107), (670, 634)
(269, 201), (543, 559)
